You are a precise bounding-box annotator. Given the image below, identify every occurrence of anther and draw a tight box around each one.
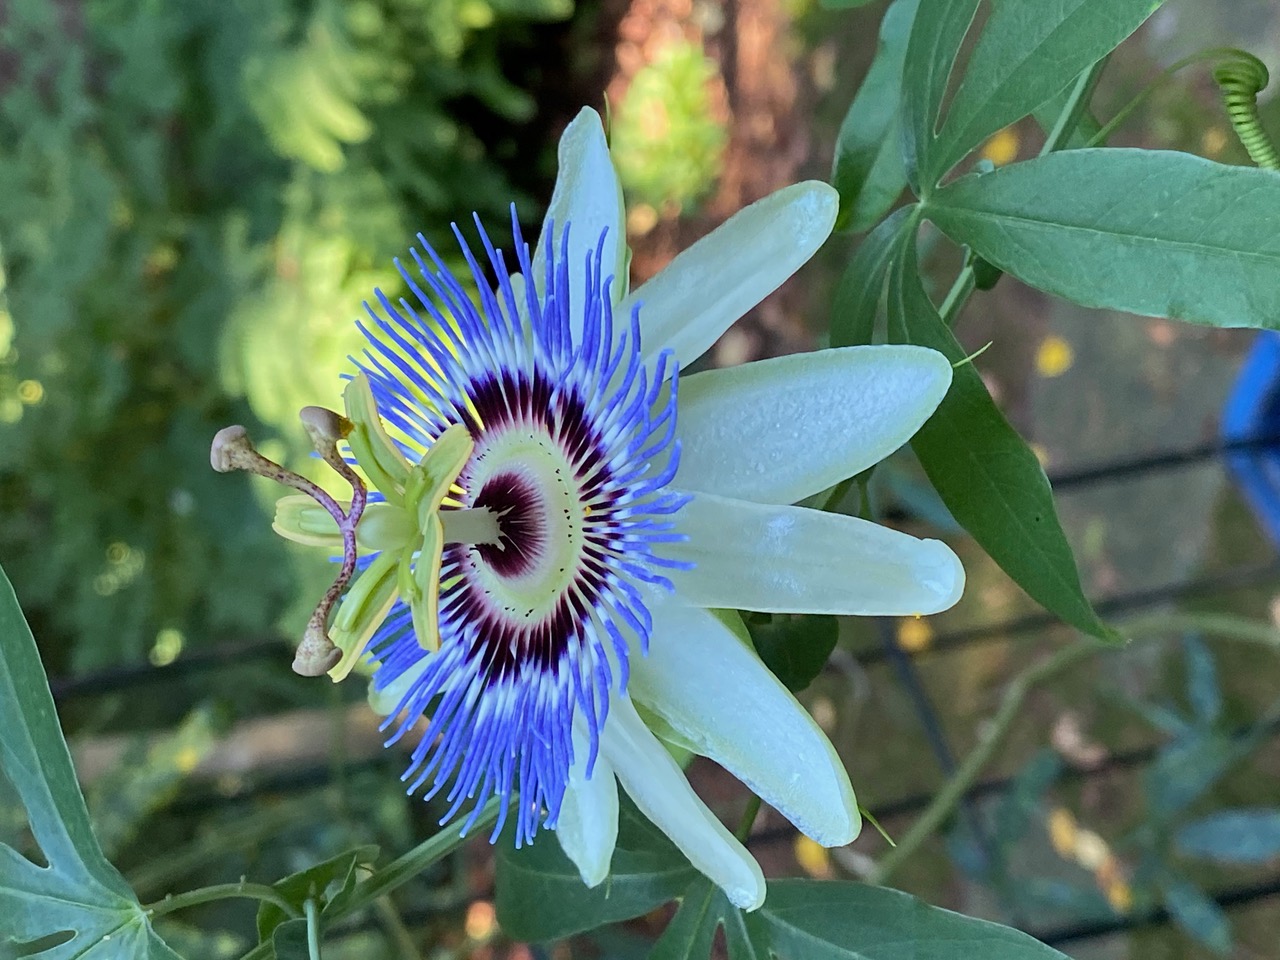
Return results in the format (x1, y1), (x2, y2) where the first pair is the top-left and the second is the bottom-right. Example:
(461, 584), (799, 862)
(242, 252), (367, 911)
(210, 425), (257, 473)
(210, 416), (368, 679)
(300, 406), (353, 445)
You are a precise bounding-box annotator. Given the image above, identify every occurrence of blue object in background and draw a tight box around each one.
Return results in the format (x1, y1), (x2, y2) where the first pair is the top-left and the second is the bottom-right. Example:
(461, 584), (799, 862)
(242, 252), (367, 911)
(1222, 331), (1280, 547)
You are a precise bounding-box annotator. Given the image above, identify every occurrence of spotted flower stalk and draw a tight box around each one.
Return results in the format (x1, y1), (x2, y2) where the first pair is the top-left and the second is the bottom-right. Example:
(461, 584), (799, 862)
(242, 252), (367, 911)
(213, 108), (964, 910)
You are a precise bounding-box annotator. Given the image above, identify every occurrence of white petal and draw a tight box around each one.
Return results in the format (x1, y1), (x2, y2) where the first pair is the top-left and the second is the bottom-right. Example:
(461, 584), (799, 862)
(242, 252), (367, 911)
(532, 108), (626, 323)
(367, 656), (429, 716)
(624, 182), (838, 367)
(555, 723), (619, 888)
(667, 491), (964, 615)
(674, 344), (952, 504)
(629, 601), (860, 848)
(602, 696), (765, 911)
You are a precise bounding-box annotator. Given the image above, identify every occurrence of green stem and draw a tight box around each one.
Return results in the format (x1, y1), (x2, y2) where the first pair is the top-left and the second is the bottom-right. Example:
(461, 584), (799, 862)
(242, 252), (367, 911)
(938, 57), (1110, 330)
(306, 898), (323, 960)
(1041, 58), (1109, 157)
(374, 896), (423, 959)
(870, 638), (1102, 884)
(1118, 611), (1280, 647)
(130, 800), (313, 896)
(238, 805), (500, 959)
(1086, 47), (1252, 147)
(736, 794), (763, 843)
(870, 612), (1280, 883)
(146, 881), (300, 921)
(938, 265), (975, 327)
(330, 798), (502, 918)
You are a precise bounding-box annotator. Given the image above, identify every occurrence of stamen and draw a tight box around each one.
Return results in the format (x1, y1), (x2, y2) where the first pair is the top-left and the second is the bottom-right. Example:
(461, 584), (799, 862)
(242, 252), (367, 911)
(210, 414), (368, 677)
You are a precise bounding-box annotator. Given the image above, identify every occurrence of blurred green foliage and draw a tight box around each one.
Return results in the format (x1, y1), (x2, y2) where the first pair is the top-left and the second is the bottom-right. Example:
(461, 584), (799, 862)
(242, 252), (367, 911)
(611, 37), (726, 213)
(0, 0), (573, 674)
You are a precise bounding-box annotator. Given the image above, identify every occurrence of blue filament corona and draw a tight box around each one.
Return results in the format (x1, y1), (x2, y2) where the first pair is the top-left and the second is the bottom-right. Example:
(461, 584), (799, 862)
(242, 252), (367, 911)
(353, 208), (688, 846)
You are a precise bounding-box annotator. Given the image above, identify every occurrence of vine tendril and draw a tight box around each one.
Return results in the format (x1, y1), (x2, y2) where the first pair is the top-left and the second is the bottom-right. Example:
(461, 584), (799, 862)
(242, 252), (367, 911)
(1086, 47), (1280, 165)
(1213, 51), (1280, 170)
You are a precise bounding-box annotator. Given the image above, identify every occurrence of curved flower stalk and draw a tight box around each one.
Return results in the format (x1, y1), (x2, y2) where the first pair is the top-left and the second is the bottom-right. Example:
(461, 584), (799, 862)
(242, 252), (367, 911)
(220, 108), (964, 911)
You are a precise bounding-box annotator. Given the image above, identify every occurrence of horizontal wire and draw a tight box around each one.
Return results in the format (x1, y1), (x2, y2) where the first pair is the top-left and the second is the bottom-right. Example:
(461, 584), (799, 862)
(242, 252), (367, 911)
(1035, 875), (1280, 947)
(49, 433), (1280, 700)
(51, 557), (1280, 700)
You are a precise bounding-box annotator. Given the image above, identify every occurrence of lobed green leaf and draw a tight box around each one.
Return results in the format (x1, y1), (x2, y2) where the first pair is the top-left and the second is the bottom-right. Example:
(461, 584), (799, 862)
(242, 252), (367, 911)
(830, 0), (919, 231)
(926, 149), (1280, 329)
(886, 229), (1117, 643)
(1145, 731), (1262, 820)
(900, 0), (979, 192)
(928, 0), (1162, 184)
(0, 564), (179, 958)
(649, 878), (1074, 959)
(831, 206), (916, 348)
(745, 881), (1073, 959)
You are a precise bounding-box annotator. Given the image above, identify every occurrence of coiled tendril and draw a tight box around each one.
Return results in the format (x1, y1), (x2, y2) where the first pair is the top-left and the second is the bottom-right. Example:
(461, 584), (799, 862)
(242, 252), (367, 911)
(1213, 51), (1280, 171)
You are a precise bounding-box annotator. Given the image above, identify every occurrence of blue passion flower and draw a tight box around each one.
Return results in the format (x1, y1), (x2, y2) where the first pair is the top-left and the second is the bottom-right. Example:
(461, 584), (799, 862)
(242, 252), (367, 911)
(234, 108), (964, 910)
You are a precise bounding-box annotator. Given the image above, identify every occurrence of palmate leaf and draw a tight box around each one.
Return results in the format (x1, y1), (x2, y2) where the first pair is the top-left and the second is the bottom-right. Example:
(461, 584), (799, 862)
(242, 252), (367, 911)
(831, 206), (915, 348)
(926, 0), (1162, 186)
(925, 149), (1280, 329)
(830, 0), (918, 232)
(901, 0), (1162, 190)
(650, 878), (1074, 960)
(0, 565), (179, 958)
(1145, 728), (1267, 821)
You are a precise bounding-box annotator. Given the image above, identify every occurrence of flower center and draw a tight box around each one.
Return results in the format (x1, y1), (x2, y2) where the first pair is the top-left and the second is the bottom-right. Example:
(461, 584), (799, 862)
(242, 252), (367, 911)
(473, 471), (547, 578)
(445, 371), (604, 639)
(353, 213), (688, 844)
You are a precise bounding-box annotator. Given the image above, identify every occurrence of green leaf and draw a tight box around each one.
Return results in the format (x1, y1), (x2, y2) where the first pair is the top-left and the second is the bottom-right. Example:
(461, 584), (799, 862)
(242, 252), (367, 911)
(1145, 731), (1260, 820)
(270, 918), (310, 960)
(744, 881), (1074, 959)
(994, 749), (1063, 849)
(886, 230), (1117, 643)
(831, 205), (916, 348)
(1033, 79), (1104, 149)
(649, 880), (733, 960)
(651, 879), (1073, 960)
(831, 0), (918, 231)
(1182, 633), (1222, 725)
(819, 0), (880, 8)
(900, 0), (979, 192)
(1160, 874), (1232, 955)
(0, 565), (180, 959)
(1175, 808), (1280, 864)
(256, 845), (379, 940)
(496, 799), (696, 941)
(925, 149), (1280, 329)
(928, 0), (1162, 183)
(746, 614), (839, 693)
